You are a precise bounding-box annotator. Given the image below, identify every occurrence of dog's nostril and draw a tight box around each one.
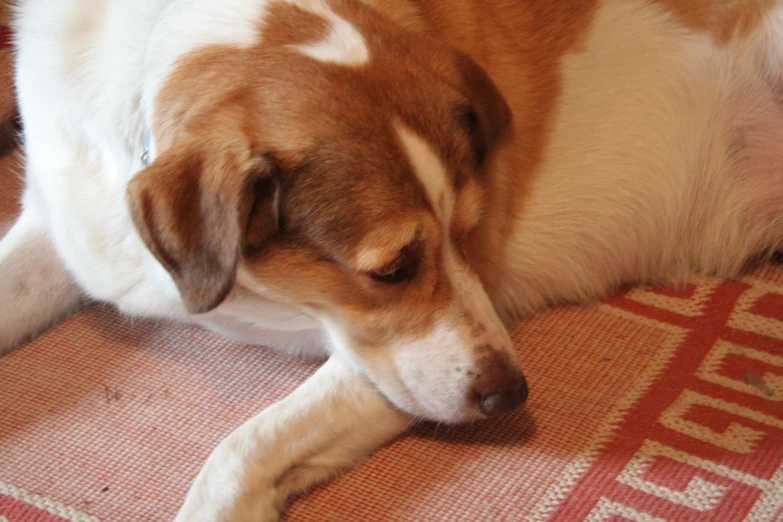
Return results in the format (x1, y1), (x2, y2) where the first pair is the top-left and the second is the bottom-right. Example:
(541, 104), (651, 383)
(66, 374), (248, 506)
(478, 375), (529, 415)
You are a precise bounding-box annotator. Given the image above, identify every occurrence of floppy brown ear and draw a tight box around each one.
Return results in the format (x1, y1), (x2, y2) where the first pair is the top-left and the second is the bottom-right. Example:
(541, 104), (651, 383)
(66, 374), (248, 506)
(453, 50), (512, 165)
(126, 138), (279, 314)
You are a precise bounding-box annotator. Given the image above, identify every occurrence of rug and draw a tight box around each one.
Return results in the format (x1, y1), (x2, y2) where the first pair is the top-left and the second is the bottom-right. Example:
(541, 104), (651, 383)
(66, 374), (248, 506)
(0, 13), (782, 522)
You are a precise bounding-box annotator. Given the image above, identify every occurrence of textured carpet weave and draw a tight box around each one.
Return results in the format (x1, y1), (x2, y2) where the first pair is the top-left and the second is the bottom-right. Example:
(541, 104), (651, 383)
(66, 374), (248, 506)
(1, 14), (782, 522)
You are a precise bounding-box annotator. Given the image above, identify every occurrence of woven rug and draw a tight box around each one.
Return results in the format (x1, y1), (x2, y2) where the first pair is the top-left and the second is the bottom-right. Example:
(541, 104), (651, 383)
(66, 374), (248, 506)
(1, 13), (782, 522)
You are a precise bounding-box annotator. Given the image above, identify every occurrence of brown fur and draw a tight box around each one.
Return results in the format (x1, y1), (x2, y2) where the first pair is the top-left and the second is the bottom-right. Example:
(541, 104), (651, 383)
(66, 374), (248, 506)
(131, 0), (513, 341)
(134, 0), (762, 338)
(127, 117), (279, 313)
(408, 0), (601, 294)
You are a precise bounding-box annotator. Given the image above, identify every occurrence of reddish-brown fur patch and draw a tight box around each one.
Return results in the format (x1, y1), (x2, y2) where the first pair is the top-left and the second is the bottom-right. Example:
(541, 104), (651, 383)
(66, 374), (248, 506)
(135, 0), (601, 335)
(411, 0), (600, 294)
(139, 0), (509, 339)
(127, 124), (277, 313)
(261, 2), (330, 48)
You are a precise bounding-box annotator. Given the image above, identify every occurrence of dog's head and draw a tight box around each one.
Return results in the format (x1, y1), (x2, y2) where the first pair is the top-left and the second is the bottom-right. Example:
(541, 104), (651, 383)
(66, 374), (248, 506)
(128, 1), (526, 423)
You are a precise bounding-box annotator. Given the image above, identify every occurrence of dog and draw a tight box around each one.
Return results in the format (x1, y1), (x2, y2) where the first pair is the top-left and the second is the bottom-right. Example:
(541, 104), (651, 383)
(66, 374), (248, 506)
(2, 0), (783, 520)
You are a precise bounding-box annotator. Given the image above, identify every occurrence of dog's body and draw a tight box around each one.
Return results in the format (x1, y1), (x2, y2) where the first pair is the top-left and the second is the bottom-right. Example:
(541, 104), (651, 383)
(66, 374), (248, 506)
(3, 0), (783, 519)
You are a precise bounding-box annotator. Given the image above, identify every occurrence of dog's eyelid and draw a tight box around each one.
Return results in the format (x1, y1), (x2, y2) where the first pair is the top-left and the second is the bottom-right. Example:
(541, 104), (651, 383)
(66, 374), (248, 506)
(374, 253), (406, 276)
(367, 240), (421, 284)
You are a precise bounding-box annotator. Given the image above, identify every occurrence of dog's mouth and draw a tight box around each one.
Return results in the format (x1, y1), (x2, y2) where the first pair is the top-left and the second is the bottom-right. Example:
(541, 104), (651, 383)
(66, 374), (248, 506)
(336, 338), (529, 424)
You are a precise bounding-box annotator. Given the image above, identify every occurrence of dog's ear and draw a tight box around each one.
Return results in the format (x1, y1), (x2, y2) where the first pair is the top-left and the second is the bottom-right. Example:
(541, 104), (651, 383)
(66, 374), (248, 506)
(453, 50), (512, 166)
(126, 137), (279, 314)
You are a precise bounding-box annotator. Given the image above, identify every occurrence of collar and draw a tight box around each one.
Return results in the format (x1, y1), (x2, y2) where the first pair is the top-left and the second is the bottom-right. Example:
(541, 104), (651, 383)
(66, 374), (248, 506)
(141, 122), (152, 167)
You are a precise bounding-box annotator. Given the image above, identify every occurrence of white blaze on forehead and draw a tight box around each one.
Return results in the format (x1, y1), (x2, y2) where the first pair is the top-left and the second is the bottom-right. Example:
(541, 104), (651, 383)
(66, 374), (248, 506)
(395, 123), (455, 225)
(290, 1), (369, 66)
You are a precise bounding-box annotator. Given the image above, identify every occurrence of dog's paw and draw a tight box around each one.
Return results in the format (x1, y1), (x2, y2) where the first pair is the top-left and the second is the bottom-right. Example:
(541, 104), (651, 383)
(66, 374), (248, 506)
(173, 430), (287, 522)
(174, 356), (412, 522)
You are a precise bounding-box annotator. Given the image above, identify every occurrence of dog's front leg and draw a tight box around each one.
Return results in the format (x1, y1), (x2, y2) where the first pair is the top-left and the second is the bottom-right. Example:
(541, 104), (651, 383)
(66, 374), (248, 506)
(174, 355), (413, 522)
(0, 210), (84, 351)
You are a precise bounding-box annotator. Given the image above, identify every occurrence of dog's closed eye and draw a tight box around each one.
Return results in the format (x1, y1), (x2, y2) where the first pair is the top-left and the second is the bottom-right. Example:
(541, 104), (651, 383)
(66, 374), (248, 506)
(368, 242), (420, 284)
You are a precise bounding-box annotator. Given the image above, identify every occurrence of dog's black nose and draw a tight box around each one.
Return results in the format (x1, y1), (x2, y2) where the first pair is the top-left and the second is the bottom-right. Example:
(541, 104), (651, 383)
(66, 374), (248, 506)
(479, 375), (528, 415)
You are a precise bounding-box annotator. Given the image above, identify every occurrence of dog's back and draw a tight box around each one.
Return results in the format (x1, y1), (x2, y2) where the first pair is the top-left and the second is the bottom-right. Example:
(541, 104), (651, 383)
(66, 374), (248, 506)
(476, 0), (783, 319)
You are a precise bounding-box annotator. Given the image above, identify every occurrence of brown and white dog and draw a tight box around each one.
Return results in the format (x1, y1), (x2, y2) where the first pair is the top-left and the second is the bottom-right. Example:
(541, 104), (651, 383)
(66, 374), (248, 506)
(2, 0), (783, 519)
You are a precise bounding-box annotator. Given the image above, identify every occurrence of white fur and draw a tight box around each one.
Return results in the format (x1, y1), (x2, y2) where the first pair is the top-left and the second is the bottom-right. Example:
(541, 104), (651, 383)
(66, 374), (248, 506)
(291, 1), (369, 65)
(396, 123), (454, 224)
(495, 0), (783, 320)
(174, 356), (411, 522)
(0, 211), (82, 350)
(4, 0), (783, 520)
(16, 0), (195, 318)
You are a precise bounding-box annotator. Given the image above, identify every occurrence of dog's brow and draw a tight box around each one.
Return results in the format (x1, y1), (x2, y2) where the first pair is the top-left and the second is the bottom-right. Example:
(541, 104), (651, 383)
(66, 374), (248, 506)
(395, 123), (454, 226)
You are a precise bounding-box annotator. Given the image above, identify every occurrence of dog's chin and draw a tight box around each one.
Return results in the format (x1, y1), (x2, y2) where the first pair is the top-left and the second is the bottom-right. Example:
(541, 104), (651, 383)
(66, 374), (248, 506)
(403, 399), (488, 425)
(367, 374), (487, 425)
